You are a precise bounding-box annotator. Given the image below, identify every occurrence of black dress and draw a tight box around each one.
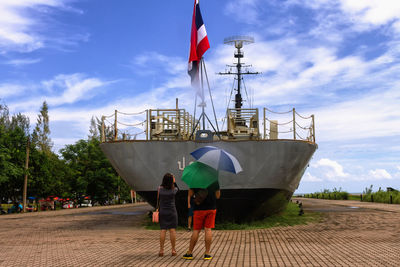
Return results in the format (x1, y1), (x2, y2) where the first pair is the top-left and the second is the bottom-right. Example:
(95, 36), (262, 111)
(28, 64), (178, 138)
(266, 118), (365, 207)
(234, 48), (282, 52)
(159, 187), (178, 229)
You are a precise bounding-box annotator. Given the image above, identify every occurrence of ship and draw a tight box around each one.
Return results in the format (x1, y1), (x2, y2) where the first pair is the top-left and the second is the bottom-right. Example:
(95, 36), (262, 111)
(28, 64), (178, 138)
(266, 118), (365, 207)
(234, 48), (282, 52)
(99, 36), (317, 223)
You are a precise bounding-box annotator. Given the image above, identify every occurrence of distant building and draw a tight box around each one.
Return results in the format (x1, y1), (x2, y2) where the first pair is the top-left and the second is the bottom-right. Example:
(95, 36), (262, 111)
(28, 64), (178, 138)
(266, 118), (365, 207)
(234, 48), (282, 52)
(387, 187), (398, 192)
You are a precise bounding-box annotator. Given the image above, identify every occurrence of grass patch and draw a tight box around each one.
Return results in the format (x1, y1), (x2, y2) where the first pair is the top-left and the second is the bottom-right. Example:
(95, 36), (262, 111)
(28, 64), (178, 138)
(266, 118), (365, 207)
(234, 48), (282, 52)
(215, 202), (321, 230)
(303, 188), (349, 200)
(348, 194), (361, 201)
(145, 202), (322, 230)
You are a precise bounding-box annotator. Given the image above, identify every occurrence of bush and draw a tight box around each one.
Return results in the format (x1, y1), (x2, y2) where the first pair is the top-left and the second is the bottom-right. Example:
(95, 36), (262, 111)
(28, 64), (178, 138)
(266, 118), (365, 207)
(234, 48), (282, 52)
(361, 190), (400, 204)
(304, 188), (349, 200)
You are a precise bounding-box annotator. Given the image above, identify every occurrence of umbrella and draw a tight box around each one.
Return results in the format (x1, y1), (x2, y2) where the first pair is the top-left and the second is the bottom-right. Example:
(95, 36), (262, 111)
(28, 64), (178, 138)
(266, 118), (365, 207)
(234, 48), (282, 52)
(191, 146), (243, 174)
(181, 161), (218, 189)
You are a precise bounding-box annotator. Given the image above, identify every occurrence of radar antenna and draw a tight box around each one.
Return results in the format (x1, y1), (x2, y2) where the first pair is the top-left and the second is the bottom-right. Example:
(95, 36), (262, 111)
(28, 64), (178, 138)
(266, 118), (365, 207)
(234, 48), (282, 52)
(219, 36), (259, 124)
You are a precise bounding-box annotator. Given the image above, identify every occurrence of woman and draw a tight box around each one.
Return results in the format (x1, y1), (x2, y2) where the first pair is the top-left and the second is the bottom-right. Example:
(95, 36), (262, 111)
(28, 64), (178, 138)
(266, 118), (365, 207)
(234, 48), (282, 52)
(158, 173), (178, 256)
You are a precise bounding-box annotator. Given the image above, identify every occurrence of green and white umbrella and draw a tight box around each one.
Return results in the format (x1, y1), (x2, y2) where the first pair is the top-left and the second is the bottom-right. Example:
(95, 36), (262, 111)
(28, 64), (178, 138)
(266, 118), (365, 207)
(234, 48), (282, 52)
(181, 161), (218, 189)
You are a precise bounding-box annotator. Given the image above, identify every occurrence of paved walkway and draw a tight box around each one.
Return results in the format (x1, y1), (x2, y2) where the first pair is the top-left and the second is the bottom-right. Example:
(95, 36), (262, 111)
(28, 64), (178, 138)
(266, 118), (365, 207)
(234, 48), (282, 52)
(1, 199), (399, 266)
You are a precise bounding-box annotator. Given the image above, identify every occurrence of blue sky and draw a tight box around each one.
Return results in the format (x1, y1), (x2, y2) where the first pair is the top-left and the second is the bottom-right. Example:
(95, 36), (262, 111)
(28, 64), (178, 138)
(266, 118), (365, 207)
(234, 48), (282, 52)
(1, 0), (399, 193)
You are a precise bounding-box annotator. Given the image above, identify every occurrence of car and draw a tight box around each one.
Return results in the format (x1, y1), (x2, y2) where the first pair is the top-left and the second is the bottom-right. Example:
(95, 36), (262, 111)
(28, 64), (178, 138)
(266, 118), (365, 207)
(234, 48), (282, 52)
(62, 202), (74, 209)
(79, 200), (92, 207)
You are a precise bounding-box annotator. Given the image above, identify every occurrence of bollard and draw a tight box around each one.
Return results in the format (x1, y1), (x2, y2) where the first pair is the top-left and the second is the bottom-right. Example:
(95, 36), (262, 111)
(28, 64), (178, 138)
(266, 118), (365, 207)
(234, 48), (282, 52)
(298, 208), (304, 216)
(360, 194), (363, 201)
(390, 195), (392, 204)
(371, 195), (373, 202)
(298, 202), (303, 216)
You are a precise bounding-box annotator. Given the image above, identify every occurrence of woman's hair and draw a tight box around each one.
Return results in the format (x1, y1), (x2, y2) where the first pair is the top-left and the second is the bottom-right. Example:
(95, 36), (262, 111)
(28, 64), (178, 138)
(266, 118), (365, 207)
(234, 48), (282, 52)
(161, 173), (174, 190)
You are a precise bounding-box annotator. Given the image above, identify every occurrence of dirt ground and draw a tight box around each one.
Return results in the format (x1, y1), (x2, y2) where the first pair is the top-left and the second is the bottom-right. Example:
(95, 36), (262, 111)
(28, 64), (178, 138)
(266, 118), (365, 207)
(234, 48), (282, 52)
(0, 199), (399, 266)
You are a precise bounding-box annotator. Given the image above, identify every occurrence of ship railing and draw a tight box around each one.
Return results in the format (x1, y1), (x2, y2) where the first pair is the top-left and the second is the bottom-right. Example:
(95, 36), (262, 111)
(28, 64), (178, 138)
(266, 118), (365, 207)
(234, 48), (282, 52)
(148, 109), (198, 140)
(100, 110), (148, 142)
(263, 107), (315, 143)
(226, 108), (260, 139)
(100, 108), (315, 143)
(100, 109), (199, 142)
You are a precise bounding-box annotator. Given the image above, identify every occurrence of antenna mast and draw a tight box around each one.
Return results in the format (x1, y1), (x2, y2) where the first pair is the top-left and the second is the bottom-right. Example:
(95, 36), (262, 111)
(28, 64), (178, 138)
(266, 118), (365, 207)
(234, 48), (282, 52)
(218, 36), (259, 111)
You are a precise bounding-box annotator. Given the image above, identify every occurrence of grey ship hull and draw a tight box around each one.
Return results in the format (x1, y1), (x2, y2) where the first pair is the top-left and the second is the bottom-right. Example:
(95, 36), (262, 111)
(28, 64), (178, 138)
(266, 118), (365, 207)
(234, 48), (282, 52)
(100, 140), (317, 223)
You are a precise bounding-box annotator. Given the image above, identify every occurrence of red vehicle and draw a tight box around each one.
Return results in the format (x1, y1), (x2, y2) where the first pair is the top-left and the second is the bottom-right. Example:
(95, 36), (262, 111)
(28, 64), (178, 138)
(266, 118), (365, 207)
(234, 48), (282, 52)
(39, 198), (54, 211)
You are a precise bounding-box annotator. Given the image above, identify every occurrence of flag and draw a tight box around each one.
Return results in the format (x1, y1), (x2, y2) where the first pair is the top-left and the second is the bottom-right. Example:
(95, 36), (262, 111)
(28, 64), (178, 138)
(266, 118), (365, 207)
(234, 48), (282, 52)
(188, 0), (210, 102)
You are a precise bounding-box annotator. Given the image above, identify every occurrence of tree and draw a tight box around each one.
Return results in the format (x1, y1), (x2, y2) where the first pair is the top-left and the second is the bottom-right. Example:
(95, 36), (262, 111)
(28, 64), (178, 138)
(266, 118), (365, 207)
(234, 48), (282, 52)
(0, 106), (30, 201)
(0, 103), (10, 127)
(60, 138), (131, 203)
(88, 116), (99, 140)
(32, 101), (53, 153)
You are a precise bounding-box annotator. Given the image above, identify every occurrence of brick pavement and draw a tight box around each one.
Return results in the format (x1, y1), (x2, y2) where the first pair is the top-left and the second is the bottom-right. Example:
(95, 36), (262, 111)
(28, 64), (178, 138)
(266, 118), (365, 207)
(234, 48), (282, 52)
(0, 199), (399, 266)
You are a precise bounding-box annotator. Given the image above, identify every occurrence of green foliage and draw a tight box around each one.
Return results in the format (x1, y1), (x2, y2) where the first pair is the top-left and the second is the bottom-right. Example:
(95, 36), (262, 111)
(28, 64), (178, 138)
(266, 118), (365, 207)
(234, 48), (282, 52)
(347, 194), (361, 201)
(32, 101), (53, 153)
(0, 100), (131, 204)
(303, 188), (349, 200)
(363, 185), (373, 195)
(60, 138), (131, 203)
(0, 105), (29, 201)
(361, 189), (400, 204)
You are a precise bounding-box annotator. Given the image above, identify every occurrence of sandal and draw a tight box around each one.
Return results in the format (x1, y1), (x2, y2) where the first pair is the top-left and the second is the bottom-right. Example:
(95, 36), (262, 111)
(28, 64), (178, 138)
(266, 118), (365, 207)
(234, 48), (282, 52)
(171, 251), (177, 256)
(159, 251), (164, 257)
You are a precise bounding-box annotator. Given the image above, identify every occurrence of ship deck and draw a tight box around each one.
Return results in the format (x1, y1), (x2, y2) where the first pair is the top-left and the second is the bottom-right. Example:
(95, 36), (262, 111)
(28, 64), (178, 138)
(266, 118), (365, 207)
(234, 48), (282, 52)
(0, 199), (399, 266)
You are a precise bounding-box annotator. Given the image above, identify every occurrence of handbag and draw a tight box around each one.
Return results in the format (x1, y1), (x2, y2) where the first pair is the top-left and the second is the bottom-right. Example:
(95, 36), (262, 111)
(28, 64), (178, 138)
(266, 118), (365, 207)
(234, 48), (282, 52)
(152, 210), (159, 223)
(152, 186), (160, 223)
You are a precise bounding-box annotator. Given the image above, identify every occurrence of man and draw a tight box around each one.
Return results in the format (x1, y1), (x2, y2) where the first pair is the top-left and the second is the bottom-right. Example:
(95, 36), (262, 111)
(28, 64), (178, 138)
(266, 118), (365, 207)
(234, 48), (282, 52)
(182, 182), (220, 260)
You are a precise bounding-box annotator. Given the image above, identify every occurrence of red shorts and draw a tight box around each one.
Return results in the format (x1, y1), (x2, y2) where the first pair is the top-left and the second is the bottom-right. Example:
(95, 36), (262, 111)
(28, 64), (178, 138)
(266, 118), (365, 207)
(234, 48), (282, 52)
(193, 209), (217, 230)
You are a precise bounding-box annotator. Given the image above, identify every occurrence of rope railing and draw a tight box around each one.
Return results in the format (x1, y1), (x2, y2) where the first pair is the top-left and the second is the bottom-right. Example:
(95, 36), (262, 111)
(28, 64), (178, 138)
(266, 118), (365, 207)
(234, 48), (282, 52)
(265, 118), (294, 126)
(117, 110), (147, 116)
(100, 107), (316, 143)
(271, 129), (295, 134)
(104, 118), (114, 126)
(295, 131), (307, 140)
(263, 107), (315, 143)
(103, 113), (115, 118)
(295, 110), (313, 119)
(117, 120), (146, 127)
(294, 120), (312, 130)
(264, 107), (292, 114)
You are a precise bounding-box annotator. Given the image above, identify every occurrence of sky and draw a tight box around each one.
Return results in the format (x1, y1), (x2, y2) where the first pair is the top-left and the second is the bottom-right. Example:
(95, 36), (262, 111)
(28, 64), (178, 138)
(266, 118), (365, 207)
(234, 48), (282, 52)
(1, 0), (399, 194)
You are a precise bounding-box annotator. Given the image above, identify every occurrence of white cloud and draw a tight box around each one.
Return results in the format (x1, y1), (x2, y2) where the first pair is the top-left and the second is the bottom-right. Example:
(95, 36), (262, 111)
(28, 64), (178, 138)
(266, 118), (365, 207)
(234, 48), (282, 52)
(338, 0), (400, 26)
(8, 73), (112, 111)
(209, 35), (400, 142)
(0, 83), (26, 98)
(368, 169), (392, 180)
(45, 74), (110, 105)
(3, 58), (41, 66)
(287, 0), (400, 33)
(0, 0), (83, 53)
(393, 21), (400, 33)
(131, 52), (186, 76)
(224, 0), (260, 25)
(393, 166), (400, 179)
(312, 158), (349, 181)
(302, 172), (323, 182)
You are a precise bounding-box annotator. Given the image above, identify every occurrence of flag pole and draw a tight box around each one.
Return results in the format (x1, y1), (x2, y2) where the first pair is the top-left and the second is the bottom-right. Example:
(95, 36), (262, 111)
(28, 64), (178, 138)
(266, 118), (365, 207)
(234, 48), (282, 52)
(200, 58), (206, 130)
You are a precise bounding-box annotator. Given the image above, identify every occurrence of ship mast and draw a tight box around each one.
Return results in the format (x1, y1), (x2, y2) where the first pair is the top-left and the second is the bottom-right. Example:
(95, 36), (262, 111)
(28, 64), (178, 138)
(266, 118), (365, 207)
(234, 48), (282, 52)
(219, 36), (259, 125)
